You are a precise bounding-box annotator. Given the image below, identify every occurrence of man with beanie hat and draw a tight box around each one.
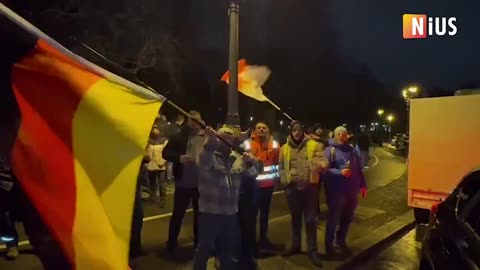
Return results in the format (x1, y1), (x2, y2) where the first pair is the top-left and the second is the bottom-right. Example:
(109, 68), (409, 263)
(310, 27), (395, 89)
(194, 126), (262, 270)
(323, 126), (367, 260)
(279, 120), (329, 267)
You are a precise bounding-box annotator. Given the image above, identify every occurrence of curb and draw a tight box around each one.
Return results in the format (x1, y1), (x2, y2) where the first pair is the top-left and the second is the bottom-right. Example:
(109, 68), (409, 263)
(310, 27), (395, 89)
(336, 212), (416, 270)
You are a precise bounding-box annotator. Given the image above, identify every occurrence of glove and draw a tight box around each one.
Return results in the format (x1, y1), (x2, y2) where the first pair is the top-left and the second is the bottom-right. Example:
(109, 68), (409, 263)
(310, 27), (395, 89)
(360, 187), (367, 198)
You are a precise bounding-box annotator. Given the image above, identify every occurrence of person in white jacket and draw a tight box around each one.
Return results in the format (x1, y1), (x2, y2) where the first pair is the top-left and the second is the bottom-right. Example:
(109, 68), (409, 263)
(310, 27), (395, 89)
(146, 125), (168, 206)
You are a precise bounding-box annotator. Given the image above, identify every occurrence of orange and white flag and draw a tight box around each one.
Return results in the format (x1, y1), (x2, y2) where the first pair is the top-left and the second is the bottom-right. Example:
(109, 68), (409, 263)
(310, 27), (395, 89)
(221, 59), (272, 102)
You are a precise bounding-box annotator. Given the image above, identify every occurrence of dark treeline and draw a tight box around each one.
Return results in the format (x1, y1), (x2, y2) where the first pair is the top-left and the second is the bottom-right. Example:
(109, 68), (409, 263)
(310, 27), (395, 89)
(7, 0), (466, 132)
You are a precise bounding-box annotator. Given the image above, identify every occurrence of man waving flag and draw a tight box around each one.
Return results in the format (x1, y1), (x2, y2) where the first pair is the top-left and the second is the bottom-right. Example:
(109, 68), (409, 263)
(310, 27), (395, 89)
(0, 4), (163, 270)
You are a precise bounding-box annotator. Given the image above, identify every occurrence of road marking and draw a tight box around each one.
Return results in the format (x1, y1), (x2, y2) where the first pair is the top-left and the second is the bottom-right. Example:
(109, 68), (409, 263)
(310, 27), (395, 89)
(268, 214), (290, 223)
(371, 153), (380, 168)
(144, 190), (287, 221)
(142, 209), (193, 221)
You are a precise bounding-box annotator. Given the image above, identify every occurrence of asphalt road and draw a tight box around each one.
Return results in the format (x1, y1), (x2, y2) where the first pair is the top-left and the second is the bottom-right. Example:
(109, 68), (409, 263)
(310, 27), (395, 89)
(0, 147), (409, 270)
(351, 226), (426, 270)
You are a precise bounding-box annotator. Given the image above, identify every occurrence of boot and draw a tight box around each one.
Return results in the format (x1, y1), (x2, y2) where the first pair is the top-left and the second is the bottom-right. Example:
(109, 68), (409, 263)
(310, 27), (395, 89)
(129, 241), (147, 258)
(165, 240), (177, 256)
(336, 242), (353, 257)
(258, 238), (275, 251)
(325, 245), (343, 261)
(282, 244), (301, 257)
(308, 251), (323, 267)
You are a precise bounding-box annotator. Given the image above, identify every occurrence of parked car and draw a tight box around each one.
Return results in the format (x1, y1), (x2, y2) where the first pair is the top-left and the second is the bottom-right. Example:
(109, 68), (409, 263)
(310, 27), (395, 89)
(420, 168), (480, 270)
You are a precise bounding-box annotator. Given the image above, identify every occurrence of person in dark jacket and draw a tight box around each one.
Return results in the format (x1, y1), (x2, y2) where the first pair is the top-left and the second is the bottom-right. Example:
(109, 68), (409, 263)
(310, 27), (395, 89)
(310, 124), (330, 148)
(236, 126), (265, 269)
(356, 132), (371, 169)
(167, 114), (186, 138)
(130, 162), (148, 259)
(0, 158), (19, 260)
(1, 158), (71, 268)
(323, 126), (367, 260)
(164, 111), (205, 252)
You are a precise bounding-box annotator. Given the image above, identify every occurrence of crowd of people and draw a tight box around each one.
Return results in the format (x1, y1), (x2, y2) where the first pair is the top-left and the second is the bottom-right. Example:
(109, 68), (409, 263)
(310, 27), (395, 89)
(1, 110), (371, 270)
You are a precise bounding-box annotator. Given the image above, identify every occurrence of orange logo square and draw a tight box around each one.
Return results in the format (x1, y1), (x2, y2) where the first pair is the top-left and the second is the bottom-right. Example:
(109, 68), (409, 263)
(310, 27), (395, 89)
(403, 14), (427, 39)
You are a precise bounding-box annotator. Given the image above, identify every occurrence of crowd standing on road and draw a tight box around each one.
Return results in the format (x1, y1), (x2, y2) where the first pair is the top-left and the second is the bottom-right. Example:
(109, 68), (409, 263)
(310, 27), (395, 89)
(1, 111), (371, 270)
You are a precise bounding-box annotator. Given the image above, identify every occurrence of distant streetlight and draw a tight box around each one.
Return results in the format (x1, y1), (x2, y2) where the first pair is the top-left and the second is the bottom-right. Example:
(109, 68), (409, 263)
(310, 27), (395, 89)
(387, 114), (394, 141)
(408, 86), (418, 94)
(280, 120), (283, 126)
(402, 86), (420, 135)
(376, 109), (384, 139)
(249, 116), (253, 121)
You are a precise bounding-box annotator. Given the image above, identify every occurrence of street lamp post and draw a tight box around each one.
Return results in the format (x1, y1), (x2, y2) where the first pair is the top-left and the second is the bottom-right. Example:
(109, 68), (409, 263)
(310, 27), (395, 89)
(377, 109), (384, 117)
(377, 108), (384, 142)
(402, 86), (419, 135)
(225, 0), (241, 132)
(387, 114), (394, 142)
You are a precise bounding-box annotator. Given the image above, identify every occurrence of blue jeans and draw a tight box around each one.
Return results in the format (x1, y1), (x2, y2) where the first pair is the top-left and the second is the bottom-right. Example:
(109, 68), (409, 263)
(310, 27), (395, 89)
(325, 191), (358, 252)
(194, 213), (238, 270)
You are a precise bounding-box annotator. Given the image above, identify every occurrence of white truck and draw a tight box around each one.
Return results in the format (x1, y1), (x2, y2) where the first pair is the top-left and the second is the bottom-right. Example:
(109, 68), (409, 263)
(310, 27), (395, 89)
(407, 91), (480, 223)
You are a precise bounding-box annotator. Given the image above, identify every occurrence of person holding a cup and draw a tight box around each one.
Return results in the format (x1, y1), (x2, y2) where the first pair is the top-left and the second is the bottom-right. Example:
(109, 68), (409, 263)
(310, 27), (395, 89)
(323, 126), (367, 260)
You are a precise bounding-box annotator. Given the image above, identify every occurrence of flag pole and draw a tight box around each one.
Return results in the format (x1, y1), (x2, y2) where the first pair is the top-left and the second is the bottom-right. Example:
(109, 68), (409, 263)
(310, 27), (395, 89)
(80, 44), (238, 150)
(264, 97), (293, 121)
(0, 3), (162, 101)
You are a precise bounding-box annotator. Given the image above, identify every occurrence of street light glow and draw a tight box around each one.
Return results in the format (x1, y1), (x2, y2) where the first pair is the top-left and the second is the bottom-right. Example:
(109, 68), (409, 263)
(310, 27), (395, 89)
(402, 90), (407, 98)
(280, 120), (283, 125)
(249, 116), (253, 121)
(387, 114), (394, 122)
(408, 86), (418, 93)
(377, 109), (384, 116)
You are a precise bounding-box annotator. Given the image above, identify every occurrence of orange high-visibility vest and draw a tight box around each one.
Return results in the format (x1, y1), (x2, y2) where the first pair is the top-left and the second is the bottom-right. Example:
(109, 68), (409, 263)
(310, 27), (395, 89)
(243, 135), (280, 188)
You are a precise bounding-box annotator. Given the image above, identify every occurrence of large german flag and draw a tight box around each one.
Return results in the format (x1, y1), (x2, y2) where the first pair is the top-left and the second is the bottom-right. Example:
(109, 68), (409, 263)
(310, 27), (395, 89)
(0, 5), (163, 269)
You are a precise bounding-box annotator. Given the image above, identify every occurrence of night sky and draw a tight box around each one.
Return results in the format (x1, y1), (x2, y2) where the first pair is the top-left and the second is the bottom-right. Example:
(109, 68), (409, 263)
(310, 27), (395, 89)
(332, 0), (480, 90)
(193, 0), (480, 92)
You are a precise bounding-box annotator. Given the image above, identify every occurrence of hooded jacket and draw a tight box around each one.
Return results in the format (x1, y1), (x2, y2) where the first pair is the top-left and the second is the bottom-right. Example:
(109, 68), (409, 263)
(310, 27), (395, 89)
(279, 135), (329, 187)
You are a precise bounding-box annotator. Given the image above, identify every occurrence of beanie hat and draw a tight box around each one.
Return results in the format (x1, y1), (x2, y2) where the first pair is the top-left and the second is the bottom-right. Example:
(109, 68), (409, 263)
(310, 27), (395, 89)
(217, 126), (234, 135)
(289, 120), (303, 131)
